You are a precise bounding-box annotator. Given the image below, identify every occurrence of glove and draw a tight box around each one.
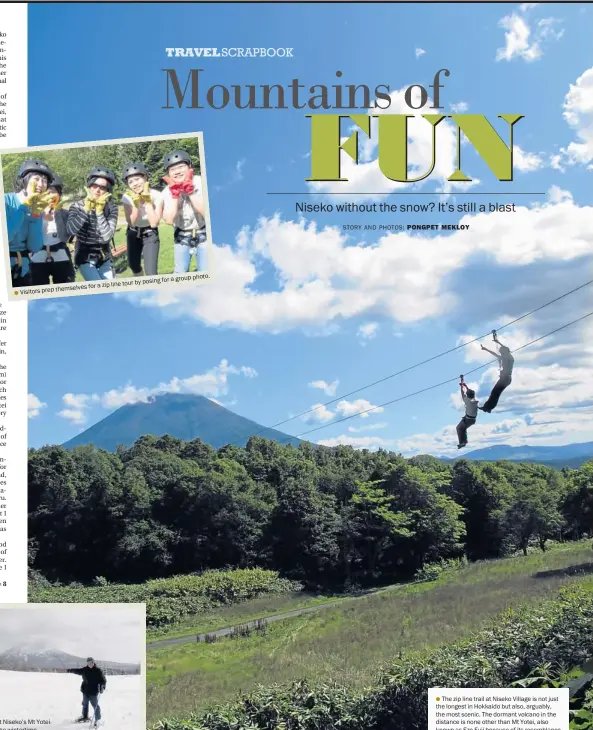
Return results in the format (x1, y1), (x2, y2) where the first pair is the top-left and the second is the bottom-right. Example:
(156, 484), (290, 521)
(181, 167), (194, 195)
(140, 181), (152, 204)
(39, 191), (60, 211)
(22, 180), (47, 216)
(164, 180), (182, 199)
(83, 188), (96, 213)
(126, 188), (143, 207)
(95, 191), (111, 215)
(164, 167), (194, 198)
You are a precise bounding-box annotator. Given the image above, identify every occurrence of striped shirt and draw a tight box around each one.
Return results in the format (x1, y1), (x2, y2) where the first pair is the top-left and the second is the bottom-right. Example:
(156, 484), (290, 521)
(67, 199), (118, 254)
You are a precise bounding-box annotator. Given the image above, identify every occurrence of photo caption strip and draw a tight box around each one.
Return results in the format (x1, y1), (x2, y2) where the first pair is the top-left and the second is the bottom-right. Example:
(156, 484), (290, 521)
(428, 688), (569, 730)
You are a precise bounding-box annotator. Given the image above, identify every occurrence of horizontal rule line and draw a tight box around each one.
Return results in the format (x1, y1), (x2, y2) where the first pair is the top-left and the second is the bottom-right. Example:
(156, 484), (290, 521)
(267, 192), (545, 196)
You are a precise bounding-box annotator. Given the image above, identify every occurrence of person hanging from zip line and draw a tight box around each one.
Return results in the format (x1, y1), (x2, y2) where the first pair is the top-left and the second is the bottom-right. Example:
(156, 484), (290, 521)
(67, 167), (118, 281)
(67, 657), (106, 727)
(478, 330), (515, 413)
(160, 149), (207, 273)
(30, 174), (76, 286)
(121, 161), (163, 277)
(456, 375), (479, 449)
(4, 159), (55, 287)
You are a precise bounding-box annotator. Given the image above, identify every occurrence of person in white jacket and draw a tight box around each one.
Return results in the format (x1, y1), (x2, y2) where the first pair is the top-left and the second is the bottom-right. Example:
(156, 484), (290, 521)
(456, 378), (478, 449)
(160, 149), (207, 273)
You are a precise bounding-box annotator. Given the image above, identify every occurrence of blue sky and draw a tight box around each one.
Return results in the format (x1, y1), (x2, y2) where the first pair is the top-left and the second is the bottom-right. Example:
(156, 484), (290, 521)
(27, 3), (593, 454)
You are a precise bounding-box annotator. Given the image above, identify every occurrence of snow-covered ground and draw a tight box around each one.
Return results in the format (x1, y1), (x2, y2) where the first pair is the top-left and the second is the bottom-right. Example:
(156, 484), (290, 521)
(0, 670), (143, 729)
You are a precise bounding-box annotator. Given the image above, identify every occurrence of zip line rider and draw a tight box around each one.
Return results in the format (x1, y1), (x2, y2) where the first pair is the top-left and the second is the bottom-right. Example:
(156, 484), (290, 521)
(30, 174), (76, 285)
(67, 656), (106, 727)
(478, 330), (515, 413)
(121, 162), (163, 277)
(457, 375), (479, 449)
(161, 149), (207, 273)
(4, 159), (54, 287)
(67, 167), (118, 281)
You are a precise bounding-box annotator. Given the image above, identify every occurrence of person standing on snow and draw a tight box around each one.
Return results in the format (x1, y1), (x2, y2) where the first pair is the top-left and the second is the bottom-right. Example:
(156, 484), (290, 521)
(67, 657), (106, 727)
(67, 167), (118, 281)
(456, 377), (479, 449)
(160, 149), (207, 273)
(4, 159), (54, 287)
(478, 331), (515, 413)
(121, 161), (162, 276)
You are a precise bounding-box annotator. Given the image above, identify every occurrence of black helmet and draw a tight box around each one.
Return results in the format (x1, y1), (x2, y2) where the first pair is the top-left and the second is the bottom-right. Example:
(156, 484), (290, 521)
(17, 159), (52, 181)
(122, 162), (148, 182)
(163, 149), (191, 171)
(86, 167), (116, 187)
(86, 657), (95, 663)
(49, 174), (63, 193)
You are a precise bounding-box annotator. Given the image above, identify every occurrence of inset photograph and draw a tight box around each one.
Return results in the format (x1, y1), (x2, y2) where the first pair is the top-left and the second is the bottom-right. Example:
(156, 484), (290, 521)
(0, 132), (212, 300)
(0, 603), (145, 729)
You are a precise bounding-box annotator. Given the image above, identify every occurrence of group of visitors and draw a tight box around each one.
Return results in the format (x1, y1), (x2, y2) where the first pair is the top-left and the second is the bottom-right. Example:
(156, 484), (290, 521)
(5, 148), (207, 287)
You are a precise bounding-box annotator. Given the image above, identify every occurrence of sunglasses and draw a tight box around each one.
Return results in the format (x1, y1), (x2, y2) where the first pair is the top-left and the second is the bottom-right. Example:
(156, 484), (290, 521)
(90, 183), (109, 192)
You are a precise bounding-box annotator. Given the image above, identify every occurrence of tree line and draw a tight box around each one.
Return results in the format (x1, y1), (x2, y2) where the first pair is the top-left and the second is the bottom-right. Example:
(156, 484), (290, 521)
(2, 138), (201, 200)
(27, 436), (593, 588)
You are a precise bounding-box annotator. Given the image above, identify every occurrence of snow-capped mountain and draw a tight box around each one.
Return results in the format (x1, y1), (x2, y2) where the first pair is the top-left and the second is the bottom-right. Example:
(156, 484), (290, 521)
(0, 642), (140, 674)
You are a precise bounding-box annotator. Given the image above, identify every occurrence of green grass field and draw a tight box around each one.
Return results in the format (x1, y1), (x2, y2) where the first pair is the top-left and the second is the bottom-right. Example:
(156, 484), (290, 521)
(147, 592), (350, 641)
(146, 541), (593, 724)
(74, 223), (198, 281)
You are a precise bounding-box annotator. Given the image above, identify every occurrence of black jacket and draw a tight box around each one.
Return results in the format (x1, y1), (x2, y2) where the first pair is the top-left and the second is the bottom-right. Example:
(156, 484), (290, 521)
(67, 665), (107, 695)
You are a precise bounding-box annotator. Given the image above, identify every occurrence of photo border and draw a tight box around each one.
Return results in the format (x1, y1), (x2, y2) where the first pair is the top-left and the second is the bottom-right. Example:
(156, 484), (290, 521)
(0, 131), (214, 301)
(0, 602), (147, 727)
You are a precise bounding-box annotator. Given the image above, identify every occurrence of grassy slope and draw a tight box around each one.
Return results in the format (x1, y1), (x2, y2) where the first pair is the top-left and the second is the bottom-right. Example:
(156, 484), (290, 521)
(74, 223), (198, 281)
(147, 592), (350, 641)
(146, 541), (593, 724)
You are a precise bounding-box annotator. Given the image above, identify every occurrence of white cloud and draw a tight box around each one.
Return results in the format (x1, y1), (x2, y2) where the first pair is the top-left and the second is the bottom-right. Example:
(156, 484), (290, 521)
(57, 393), (97, 425)
(335, 398), (384, 419)
(100, 359), (257, 409)
(41, 301), (71, 327)
(214, 158), (246, 191)
(28, 393), (46, 419)
(317, 434), (394, 450)
(129, 190), (593, 336)
(559, 66), (593, 168)
(348, 422), (388, 433)
(309, 379), (339, 396)
(415, 48), (425, 58)
(451, 101), (469, 113)
(514, 146), (544, 172)
(496, 10), (563, 63)
(301, 403), (335, 424)
(357, 322), (379, 343)
(58, 360), (257, 420)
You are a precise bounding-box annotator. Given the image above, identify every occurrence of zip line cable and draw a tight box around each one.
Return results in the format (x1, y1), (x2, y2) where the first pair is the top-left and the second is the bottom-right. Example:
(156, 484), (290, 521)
(291, 309), (593, 441)
(231, 278), (593, 446)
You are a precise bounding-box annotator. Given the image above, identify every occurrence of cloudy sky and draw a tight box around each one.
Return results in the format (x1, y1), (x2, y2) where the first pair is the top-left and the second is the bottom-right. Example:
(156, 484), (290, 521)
(0, 605), (144, 663)
(27, 3), (593, 456)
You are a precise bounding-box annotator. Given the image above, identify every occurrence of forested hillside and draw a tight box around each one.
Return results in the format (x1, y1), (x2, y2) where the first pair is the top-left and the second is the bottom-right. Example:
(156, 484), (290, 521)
(28, 435), (593, 587)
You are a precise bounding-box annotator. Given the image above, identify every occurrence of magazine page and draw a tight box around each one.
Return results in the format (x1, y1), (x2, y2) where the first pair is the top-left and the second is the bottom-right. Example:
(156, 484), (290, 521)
(1, 1), (593, 729)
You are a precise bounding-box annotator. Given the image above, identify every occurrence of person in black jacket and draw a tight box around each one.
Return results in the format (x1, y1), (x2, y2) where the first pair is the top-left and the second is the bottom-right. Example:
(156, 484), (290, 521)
(67, 657), (106, 726)
(478, 331), (515, 413)
(29, 174), (75, 285)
